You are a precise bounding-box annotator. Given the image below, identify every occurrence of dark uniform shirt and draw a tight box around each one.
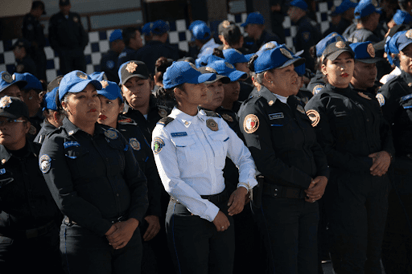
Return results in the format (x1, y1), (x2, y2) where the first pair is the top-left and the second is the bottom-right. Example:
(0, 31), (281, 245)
(117, 46), (138, 70)
(238, 86), (329, 189)
(336, 18), (353, 35)
(34, 121), (56, 144)
(100, 50), (120, 83)
(22, 13), (46, 52)
(297, 87), (313, 106)
(39, 118), (148, 236)
(0, 141), (60, 234)
(135, 40), (180, 74)
(347, 28), (381, 43)
(307, 70), (326, 96)
(342, 23), (357, 39)
(243, 30), (281, 53)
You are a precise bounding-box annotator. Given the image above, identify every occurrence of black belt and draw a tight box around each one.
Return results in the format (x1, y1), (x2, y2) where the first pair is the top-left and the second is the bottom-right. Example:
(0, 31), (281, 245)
(64, 216), (125, 226)
(262, 183), (306, 200)
(171, 190), (229, 206)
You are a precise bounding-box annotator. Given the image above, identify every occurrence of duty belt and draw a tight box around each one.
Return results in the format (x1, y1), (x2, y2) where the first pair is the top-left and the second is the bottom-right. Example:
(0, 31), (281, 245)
(170, 190), (229, 206)
(262, 182), (306, 199)
(64, 216), (125, 226)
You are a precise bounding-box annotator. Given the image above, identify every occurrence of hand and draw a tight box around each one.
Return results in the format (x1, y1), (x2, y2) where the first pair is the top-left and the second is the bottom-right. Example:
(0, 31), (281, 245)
(212, 211), (230, 232)
(304, 176), (328, 203)
(106, 218), (139, 249)
(369, 151), (391, 176)
(227, 187), (248, 216)
(142, 215), (160, 242)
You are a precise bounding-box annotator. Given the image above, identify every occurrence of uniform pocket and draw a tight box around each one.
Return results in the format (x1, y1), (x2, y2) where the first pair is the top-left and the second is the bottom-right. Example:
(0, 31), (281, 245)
(209, 132), (229, 170)
(171, 136), (207, 174)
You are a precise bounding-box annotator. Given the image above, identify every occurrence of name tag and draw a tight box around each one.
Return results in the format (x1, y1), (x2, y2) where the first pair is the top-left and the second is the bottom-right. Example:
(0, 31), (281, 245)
(171, 132), (188, 137)
(64, 141), (80, 149)
(268, 113), (284, 120)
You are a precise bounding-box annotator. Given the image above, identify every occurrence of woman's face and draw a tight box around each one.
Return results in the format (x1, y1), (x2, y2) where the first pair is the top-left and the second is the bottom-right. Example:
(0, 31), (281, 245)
(177, 83), (208, 107)
(200, 80), (224, 110)
(223, 81), (240, 104)
(322, 52), (354, 88)
(399, 44), (412, 75)
(0, 116), (29, 149)
(62, 84), (100, 125)
(98, 95), (123, 128)
(267, 63), (300, 96)
(121, 77), (151, 109)
(1, 84), (23, 100)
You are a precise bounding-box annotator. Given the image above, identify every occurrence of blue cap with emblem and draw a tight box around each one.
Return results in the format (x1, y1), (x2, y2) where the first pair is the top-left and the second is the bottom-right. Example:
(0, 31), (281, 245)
(316, 32), (346, 58)
(0, 71), (27, 94)
(195, 54), (224, 68)
(151, 20), (169, 35)
(163, 61), (216, 89)
(96, 80), (123, 103)
(393, 9), (412, 25)
(385, 30), (412, 66)
(338, 0), (358, 13)
(241, 12), (265, 27)
(207, 60), (248, 82)
(43, 87), (59, 111)
(223, 49), (248, 65)
(191, 24), (211, 41)
(13, 73), (43, 91)
(289, 0), (308, 11)
(58, 70), (102, 102)
(252, 45), (305, 73)
(354, 0), (381, 19)
(141, 23), (152, 36)
(109, 29), (123, 43)
(349, 42), (381, 63)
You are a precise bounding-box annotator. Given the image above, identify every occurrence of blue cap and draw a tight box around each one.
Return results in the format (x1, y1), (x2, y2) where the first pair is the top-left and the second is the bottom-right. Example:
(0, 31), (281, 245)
(289, 0), (308, 11)
(223, 49), (248, 65)
(354, 0), (382, 19)
(189, 20), (207, 31)
(0, 71), (27, 94)
(89, 71), (107, 81)
(207, 60), (248, 82)
(191, 24), (211, 41)
(58, 71), (102, 102)
(350, 42), (380, 63)
(43, 87), (59, 111)
(241, 12), (265, 27)
(141, 22), (152, 36)
(109, 29), (123, 43)
(295, 63), (306, 76)
(330, 5), (343, 17)
(385, 30), (412, 66)
(316, 32), (346, 57)
(163, 61), (216, 89)
(14, 73), (43, 91)
(393, 9), (412, 25)
(253, 45), (305, 73)
(195, 54), (224, 68)
(97, 81), (123, 103)
(338, 0), (358, 13)
(151, 20), (169, 35)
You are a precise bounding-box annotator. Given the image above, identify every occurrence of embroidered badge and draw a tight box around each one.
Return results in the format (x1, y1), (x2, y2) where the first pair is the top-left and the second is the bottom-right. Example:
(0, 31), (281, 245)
(358, 92), (371, 100)
(335, 41), (346, 48)
(100, 80), (109, 89)
(171, 132), (188, 137)
(76, 71), (88, 79)
(268, 112), (284, 120)
(129, 138), (141, 151)
(126, 62), (138, 73)
(153, 137), (165, 154)
(268, 100), (274, 106)
(222, 113), (234, 122)
(312, 84), (324, 95)
(158, 108), (168, 118)
(222, 20), (230, 28)
(104, 128), (118, 139)
(0, 96), (12, 109)
(297, 105), (305, 114)
(64, 141), (80, 149)
(0, 168), (5, 175)
(407, 29), (412, 39)
(367, 43), (375, 58)
(225, 62), (234, 69)
(306, 109), (320, 127)
(39, 154), (52, 174)
(280, 48), (293, 59)
(244, 114), (259, 134)
(376, 94), (385, 107)
(206, 119), (219, 131)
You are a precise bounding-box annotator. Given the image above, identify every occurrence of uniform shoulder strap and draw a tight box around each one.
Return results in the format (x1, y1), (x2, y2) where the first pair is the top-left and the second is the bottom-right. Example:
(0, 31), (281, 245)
(204, 110), (220, 117)
(158, 117), (174, 127)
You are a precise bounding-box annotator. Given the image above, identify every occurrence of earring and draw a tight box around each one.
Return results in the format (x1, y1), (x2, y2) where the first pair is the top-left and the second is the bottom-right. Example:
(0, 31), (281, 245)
(28, 96), (32, 100)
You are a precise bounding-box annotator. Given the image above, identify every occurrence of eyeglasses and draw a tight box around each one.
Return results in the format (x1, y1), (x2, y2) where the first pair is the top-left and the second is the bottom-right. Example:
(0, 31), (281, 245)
(0, 119), (25, 126)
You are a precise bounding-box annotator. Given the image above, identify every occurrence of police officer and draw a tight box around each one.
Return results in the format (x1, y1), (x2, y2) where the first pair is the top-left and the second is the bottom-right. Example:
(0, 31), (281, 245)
(191, 23), (220, 59)
(100, 29), (125, 83)
(0, 96), (63, 274)
(335, 0), (358, 35)
(12, 39), (37, 77)
(347, 0), (382, 43)
(377, 29), (412, 274)
(152, 61), (257, 274)
(305, 40), (393, 274)
(22, 1), (47, 81)
(39, 70), (148, 274)
(48, 0), (88, 74)
(117, 27), (143, 70)
(238, 45), (329, 274)
(141, 22), (153, 43)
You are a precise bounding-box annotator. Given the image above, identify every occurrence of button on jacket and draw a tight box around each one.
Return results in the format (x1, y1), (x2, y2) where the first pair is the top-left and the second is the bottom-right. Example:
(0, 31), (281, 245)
(238, 86), (329, 189)
(40, 118), (148, 236)
(152, 107), (257, 222)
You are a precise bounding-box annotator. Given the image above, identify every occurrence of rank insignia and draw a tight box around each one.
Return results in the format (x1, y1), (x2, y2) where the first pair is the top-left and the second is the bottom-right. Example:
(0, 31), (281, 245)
(206, 119), (219, 131)
(158, 108), (168, 118)
(0, 96), (12, 109)
(280, 48), (292, 59)
(104, 128), (118, 139)
(1, 73), (12, 83)
(376, 94), (385, 107)
(100, 80), (109, 89)
(39, 154), (52, 174)
(76, 71), (88, 79)
(312, 84), (324, 95)
(268, 100), (274, 106)
(222, 113), (234, 122)
(153, 137), (165, 154)
(306, 109), (320, 127)
(244, 114), (259, 134)
(358, 92), (371, 100)
(126, 62), (138, 73)
(336, 41), (345, 48)
(367, 43), (375, 58)
(129, 138), (141, 151)
(407, 30), (412, 39)
(297, 105), (305, 114)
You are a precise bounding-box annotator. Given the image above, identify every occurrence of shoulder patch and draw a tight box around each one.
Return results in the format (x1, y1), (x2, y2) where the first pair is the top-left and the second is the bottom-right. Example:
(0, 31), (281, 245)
(312, 84), (324, 95)
(39, 154), (52, 174)
(243, 114), (259, 134)
(158, 117), (174, 127)
(153, 137), (165, 154)
(306, 109), (320, 127)
(206, 119), (219, 131)
(376, 94), (385, 107)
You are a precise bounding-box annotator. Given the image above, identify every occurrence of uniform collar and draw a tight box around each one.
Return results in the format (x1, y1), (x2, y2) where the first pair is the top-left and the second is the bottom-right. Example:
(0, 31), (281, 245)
(257, 86), (279, 105)
(169, 107), (197, 128)
(0, 140), (37, 164)
(400, 69), (412, 87)
(326, 83), (352, 94)
(62, 117), (104, 137)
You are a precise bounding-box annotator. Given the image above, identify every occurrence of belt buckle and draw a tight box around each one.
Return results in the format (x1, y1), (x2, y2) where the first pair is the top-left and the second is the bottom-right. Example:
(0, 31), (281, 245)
(112, 216), (124, 224)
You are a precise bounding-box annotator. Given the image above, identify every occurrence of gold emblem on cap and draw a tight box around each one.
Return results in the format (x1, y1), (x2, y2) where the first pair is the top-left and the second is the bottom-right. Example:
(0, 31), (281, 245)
(222, 113), (234, 122)
(205, 67), (216, 73)
(225, 62), (234, 69)
(367, 43), (375, 58)
(76, 71), (87, 79)
(331, 33), (337, 37)
(335, 41), (345, 48)
(280, 48), (293, 59)
(358, 92), (371, 100)
(222, 20), (230, 28)
(265, 42), (276, 49)
(0, 96), (12, 109)
(2, 73), (12, 84)
(100, 80), (108, 89)
(126, 62), (138, 73)
(306, 109), (320, 127)
(406, 30), (412, 39)
(206, 119), (218, 131)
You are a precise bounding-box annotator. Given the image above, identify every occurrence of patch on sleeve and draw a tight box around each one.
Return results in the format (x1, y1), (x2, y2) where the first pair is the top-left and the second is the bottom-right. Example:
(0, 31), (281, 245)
(376, 94), (385, 107)
(104, 128), (118, 140)
(39, 154), (52, 174)
(129, 138), (141, 151)
(153, 137), (165, 154)
(306, 109), (320, 127)
(312, 84), (324, 95)
(243, 114), (259, 134)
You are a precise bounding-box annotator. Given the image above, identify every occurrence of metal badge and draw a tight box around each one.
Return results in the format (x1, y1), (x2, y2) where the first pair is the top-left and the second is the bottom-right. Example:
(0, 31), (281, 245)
(265, 42), (276, 49)
(268, 100), (274, 106)
(280, 48), (293, 59)
(205, 67), (216, 73)
(376, 94), (385, 107)
(100, 80), (108, 89)
(129, 138), (141, 151)
(206, 119), (219, 131)
(158, 108), (168, 118)
(367, 43), (375, 58)
(335, 41), (345, 48)
(358, 92), (371, 100)
(76, 71), (88, 79)
(104, 128), (118, 139)
(0, 96), (12, 109)
(306, 109), (321, 127)
(39, 154), (52, 174)
(222, 113), (234, 122)
(126, 62), (138, 73)
(243, 114), (259, 134)
(153, 137), (165, 154)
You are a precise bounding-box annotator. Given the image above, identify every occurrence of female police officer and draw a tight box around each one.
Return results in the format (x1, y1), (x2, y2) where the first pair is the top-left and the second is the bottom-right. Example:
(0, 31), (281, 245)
(238, 45), (329, 274)
(152, 61), (257, 274)
(305, 40), (394, 274)
(39, 70), (148, 274)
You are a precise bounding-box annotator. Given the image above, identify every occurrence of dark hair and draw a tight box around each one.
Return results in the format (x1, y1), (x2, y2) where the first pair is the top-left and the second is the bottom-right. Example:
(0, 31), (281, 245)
(122, 27), (138, 46)
(224, 26), (242, 46)
(154, 57), (173, 84)
(213, 48), (224, 58)
(156, 85), (183, 113)
(247, 54), (259, 72)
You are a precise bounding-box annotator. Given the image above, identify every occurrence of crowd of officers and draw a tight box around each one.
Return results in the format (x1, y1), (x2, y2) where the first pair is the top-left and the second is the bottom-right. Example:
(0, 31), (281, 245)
(3, 0), (412, 273)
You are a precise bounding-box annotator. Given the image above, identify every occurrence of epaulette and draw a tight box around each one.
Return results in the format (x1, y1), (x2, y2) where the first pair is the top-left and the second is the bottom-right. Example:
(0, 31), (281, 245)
(157, 117), (174, 127)
(118, 117), (137, 126)
(204, 110), (220, 117)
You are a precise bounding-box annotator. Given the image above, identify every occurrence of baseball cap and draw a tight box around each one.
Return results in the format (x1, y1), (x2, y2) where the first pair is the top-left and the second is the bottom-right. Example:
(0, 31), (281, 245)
(118, 61), (150, 86)
(189, 20), (207, 31)
(354, 0), (382, 19)
(151, 20), (169, 35)
(96, 80), (123, 103)
(47, 76), (63, 93)
(253, 45), (305, 73)
(43, 87), (59, 111)
(316, 32), (346, 57)
(322, 40), (354, 61)
(338, 0), (358, 13)
(89, 71), (108, 81)
(393, 10), (412, 25)
(109, 29), (123, 43)
(13, 73), (43, 91)
(223, 49), (248, 65)
(141, 22), (152, 36)
(241, 12), (265, 27)
(195, 54), (224, 68)
(12, 38), (30, 51)
(0, 96), (29, 119)
(192, 24), (211, 41)
(0, 71), (27, 94)
(197, 66), (230, 84)
(207, 60), (248, 82)
(349, 42), (381, 63)
(289, 0), (308, 11)
(163, 61), (216, 89)
(58, 71), (102, 102)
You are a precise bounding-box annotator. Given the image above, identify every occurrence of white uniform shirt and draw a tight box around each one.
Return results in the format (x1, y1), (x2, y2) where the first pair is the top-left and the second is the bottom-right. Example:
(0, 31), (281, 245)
(152, 107), (257, 222)
(197, 38), (220, 59)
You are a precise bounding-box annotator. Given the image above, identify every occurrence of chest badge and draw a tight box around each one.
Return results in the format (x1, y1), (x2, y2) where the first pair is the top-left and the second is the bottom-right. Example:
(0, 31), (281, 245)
(222, 114), (234, 122)
(39, 154), (52, 174)
(129, 138), (141, 151)
(306, 109), (320, 127)
(243, 114), (259, 134)
(104, 128), (118, 139)
(206, 119), (219, 131)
